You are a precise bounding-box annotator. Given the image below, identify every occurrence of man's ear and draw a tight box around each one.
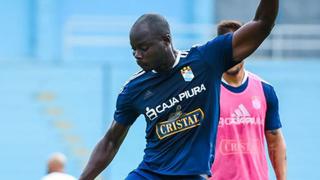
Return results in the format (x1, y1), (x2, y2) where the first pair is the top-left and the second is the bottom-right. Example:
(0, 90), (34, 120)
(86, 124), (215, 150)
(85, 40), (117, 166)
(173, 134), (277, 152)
(162, 34), (171, 45)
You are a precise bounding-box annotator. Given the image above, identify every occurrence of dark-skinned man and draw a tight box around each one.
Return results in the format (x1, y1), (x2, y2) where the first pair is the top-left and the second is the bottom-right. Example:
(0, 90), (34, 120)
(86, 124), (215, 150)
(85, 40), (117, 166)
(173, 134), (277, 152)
(80, 0), (279, 179)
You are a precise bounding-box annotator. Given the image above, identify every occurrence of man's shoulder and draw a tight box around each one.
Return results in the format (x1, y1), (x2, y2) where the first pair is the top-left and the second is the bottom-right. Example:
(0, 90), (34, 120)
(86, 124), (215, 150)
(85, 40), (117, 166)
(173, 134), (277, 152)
(120, 70), (147, 90)
(176, 48), (206, 67)
(127, 69), (147, 83)
(246, 71), (278, 102)
(247, 71), (263, 81)
(247, 71), (272, 86)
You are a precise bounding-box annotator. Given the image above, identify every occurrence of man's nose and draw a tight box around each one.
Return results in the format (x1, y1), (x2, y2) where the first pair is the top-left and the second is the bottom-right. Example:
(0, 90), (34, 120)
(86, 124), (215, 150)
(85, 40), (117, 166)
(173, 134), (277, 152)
(134, 50), (143, 60)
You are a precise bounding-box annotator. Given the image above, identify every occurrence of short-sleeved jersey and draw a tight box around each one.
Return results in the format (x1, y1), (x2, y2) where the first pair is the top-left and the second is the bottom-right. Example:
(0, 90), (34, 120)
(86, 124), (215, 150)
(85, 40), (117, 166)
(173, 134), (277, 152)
(114, 34), (237, 176)
(210, 71), (282, 180)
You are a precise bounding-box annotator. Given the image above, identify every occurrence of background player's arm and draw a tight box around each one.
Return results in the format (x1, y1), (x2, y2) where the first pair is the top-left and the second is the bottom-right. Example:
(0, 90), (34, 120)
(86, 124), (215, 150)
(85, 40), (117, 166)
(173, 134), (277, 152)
(266, 129), (287, 180)
(232, 0), (279, 61)
(79, 120), (130, 180)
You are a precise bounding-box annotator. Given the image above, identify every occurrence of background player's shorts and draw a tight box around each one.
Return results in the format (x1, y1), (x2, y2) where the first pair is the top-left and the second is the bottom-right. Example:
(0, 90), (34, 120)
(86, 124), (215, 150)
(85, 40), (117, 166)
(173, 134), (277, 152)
(125, 169), (207, 180)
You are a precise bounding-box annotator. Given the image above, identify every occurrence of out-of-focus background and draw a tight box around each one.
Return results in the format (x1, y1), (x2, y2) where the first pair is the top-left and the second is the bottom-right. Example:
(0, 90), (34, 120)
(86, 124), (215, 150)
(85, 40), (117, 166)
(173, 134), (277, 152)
(0, 0), (319, 179)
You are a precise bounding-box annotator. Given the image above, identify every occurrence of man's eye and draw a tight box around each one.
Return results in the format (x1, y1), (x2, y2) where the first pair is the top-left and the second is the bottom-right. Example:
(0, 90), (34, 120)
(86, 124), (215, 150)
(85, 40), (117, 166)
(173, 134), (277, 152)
(141, 46), (149, 51)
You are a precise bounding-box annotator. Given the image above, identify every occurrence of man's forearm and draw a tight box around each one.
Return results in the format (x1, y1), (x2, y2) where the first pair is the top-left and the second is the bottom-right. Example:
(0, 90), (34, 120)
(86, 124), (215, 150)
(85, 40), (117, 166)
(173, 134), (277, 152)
(79, 121), (129, 180)
(267, 130), (287, 180)
(79, 137), (117, 180)
(231, 0), (279, 61)
(268, 144), (287, 179)
(254, 0), (279, 29)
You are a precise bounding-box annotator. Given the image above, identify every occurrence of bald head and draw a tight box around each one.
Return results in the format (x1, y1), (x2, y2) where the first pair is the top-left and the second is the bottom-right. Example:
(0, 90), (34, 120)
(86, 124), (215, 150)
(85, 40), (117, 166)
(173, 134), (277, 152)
(130, 13), (171, 39)
(47, 152), (66, 173)
(129, 14), (177, 73)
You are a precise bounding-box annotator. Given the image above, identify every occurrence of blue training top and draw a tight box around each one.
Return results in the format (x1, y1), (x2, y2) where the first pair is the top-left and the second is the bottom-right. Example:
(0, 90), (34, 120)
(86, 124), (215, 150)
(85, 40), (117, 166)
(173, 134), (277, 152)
(114, 34), (238, 176)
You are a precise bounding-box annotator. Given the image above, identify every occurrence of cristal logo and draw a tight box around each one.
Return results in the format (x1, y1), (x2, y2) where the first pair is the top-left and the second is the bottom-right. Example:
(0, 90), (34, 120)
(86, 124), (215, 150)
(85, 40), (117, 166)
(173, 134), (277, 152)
(219, 139), (260, 155)
(145, 84), (206, 121)
(219, 104), (263, 127)
(156, 108), (204, 140)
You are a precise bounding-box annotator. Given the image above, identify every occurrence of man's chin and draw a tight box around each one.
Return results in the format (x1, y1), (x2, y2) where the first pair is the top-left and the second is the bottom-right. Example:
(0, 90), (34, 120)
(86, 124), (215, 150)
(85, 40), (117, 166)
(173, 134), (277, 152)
(140, 66), (152, 72)
(226, 71), (238, 76)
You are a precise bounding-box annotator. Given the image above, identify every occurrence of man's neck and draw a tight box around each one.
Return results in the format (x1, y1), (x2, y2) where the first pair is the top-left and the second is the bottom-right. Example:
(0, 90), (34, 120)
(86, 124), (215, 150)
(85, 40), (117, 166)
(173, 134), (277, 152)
(222, 69), (246, 87)
(154, 49), (179, 73)
(168, 49), (178, 68)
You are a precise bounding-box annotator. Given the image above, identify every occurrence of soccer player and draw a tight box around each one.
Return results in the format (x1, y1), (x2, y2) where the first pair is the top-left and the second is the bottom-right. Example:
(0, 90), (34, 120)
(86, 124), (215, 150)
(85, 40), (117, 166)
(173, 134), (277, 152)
(42, 152), (77, 180)
(79, 0), (279, 179)
(210, 21), (287, 180)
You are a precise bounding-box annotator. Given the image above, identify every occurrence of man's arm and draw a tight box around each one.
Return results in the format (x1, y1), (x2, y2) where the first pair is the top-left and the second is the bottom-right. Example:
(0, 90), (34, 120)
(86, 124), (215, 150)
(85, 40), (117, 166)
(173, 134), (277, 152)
(79, 120), (130, 180)
(265, 129), (287, 180)
(232, 0), (279, 61)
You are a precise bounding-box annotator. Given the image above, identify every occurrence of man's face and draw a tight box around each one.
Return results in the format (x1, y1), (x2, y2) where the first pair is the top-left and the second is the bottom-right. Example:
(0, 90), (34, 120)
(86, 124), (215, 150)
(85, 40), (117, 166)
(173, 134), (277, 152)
(130, 24), (169, 72)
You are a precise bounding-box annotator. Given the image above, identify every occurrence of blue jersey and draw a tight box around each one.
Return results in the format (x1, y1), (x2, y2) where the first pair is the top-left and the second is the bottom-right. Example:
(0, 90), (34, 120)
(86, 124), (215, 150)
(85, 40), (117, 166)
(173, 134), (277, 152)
(114, 34), (237, 176)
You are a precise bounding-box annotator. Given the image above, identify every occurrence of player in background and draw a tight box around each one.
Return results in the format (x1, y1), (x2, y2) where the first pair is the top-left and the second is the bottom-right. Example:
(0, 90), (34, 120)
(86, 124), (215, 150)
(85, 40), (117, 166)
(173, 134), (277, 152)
(79, 0), (279, 179)
(210, 20), (287, 180)
(42, 152), (77, 180)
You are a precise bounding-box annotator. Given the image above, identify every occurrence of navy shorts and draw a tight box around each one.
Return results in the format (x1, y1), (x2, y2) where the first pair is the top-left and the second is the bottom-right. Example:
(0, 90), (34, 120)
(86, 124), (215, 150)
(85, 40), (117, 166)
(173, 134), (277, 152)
(125, 169), (207, 180)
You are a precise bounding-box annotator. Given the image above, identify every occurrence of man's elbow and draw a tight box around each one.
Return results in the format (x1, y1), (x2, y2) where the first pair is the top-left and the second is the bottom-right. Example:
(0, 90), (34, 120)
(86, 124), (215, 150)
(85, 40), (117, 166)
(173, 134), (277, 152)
(280, 138), (287, 152)
(257, 20), (275, 37)
(275, 136), (287, 152)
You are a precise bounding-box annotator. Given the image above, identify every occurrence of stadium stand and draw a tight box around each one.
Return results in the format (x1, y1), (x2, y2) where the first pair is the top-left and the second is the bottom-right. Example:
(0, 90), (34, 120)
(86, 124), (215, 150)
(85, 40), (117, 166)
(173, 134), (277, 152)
(0, 0), (320, 179)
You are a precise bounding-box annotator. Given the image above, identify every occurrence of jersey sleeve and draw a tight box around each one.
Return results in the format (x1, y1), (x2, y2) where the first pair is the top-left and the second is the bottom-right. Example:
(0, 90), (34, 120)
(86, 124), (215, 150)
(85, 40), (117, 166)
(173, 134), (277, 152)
(113, 85), (139, 126)
(196, 33), (238, 74)
(262, 82), (282, 130)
